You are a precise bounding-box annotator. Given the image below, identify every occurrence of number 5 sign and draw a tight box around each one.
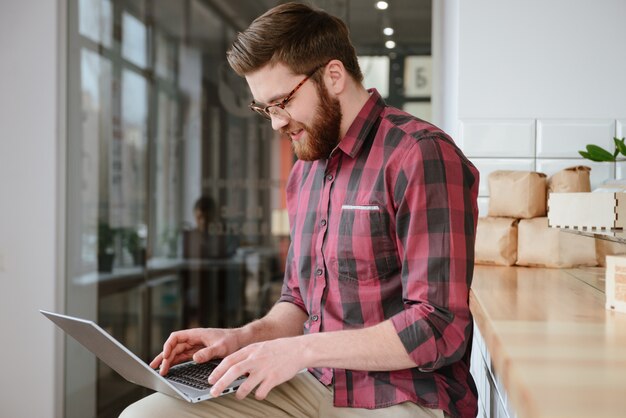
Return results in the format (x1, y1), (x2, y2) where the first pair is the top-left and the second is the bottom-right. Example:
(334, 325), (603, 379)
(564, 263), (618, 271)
(404, 56), (432, 98)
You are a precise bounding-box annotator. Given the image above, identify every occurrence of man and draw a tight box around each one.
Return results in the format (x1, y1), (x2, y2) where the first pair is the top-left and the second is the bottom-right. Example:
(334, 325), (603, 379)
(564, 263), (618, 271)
(193, 195), (215, 233)
(121, 3), (479, 417)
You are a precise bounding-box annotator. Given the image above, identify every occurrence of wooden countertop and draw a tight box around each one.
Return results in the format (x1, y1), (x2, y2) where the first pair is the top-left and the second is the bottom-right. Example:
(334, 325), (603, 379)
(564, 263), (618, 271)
(470, 265), (626, 418)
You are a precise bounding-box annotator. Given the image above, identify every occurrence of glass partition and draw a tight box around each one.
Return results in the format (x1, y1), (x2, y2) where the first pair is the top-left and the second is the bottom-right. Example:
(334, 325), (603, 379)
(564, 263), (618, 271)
(65, 1), (431, 416)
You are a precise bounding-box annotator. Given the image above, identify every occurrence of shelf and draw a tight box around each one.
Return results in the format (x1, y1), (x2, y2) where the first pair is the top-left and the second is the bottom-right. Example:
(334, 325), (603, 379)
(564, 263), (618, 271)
(470, 265), (626, 418)
(554, 227), (626, 244)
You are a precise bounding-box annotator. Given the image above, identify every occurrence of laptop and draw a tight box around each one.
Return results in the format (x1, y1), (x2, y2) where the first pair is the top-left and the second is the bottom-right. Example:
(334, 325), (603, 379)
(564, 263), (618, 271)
(40, 310), (246, 403)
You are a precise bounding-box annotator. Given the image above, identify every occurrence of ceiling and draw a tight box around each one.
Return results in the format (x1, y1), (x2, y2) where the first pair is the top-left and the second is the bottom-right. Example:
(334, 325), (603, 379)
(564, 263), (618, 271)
(200, 0), (432, 55)
(142, 0), (432, 56)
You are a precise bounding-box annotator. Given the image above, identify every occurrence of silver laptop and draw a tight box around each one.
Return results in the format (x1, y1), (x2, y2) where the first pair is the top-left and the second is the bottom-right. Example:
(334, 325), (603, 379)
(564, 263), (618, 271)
(41, 310), (246, 403)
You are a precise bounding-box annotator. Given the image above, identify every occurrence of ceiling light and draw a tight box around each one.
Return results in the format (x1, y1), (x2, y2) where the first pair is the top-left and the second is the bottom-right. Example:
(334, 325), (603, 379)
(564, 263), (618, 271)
(375, 1), (389, 10)
(383, 27), (394, 36)
(385, 40), (396, 49)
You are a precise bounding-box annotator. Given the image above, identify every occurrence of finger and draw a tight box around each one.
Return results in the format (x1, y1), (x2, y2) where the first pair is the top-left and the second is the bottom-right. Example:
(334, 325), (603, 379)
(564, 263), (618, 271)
(149, 352), (164, 369)
(232, 372), (262, 400)
(162, 342), (194, 366)
(208, 347), (248, 384)
(161, 332), (184, 358)
(162, 329), (202, 358)
(254, 378), (280, 401)
(192, 345), (217, 363)
(160, 351), (195, 376)
(210, 361), (249, 398)
(159, 357), (171, 375)
(163, 336), (192, 359)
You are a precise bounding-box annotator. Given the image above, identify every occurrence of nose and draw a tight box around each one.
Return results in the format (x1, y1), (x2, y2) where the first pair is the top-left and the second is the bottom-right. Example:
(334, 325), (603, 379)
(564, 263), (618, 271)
(270, 114), (289, 131)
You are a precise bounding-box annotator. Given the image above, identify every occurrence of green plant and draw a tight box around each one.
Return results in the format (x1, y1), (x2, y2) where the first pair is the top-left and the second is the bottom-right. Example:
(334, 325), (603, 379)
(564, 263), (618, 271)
(121, 227), (146, 265)
(98, 221), (116, 255)
(579, 137), (626, 162)
(121, 228), (140, 254)
(160, 225), (181, 257)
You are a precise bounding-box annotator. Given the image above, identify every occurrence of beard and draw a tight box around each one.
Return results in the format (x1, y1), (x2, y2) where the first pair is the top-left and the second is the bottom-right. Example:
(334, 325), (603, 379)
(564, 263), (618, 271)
(281, 81), (342, 161)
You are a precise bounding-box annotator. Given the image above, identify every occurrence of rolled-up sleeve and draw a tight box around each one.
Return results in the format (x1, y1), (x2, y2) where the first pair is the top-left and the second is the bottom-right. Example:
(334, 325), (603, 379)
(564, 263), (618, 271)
(276, 163), (307, 313)
(277, 241), (307, 312)
(389, 135), (479, 371)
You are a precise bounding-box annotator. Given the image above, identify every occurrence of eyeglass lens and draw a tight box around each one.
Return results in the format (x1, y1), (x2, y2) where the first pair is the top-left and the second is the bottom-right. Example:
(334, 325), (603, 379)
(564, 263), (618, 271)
(267, 106), (289, 120)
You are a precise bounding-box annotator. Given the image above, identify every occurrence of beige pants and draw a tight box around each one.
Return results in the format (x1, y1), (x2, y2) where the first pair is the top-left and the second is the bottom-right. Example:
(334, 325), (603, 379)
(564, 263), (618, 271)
(119, 371), (446, 418)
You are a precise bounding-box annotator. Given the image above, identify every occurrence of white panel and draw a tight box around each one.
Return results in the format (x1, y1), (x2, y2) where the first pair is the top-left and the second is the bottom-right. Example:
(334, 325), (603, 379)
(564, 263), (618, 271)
(431, 0), (460, 137)
(477, 197), (489, 217)
(614, 161), (626, 180)
(0, 0), (60, 417)
(617, 120), (626, 138)
(536, 159), (614, 190)
(358, 56), (389, 98)
(459, 119), (535, 157)
(536, 119), (615, 158)
(470, 158), (535, 197)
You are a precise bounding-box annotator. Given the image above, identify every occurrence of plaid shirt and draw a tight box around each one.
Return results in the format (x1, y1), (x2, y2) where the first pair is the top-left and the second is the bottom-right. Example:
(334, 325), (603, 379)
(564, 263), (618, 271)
(278, 89), (479, 417)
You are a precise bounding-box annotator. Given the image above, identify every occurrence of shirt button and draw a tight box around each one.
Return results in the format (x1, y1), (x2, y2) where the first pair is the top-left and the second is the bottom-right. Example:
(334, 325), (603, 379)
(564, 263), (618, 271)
(311, 314), (319, 322)
(326, 174), (333, 181)
(320, 219), (327, 227)
(316, 268), (323, 276)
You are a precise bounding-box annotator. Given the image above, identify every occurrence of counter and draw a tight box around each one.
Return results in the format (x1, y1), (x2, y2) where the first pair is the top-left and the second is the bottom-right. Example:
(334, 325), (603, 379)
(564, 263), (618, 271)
(470, 265), (626, 418)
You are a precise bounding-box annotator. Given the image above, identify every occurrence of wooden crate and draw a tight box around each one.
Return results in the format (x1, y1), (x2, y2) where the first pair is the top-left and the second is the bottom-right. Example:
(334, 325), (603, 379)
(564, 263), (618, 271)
(548, 192), (626, 230)
(605, 255), (626, 313)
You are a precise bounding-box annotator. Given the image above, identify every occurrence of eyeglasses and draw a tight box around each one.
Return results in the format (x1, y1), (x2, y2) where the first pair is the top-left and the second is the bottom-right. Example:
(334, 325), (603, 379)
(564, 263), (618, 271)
(249, 63), (327, 121)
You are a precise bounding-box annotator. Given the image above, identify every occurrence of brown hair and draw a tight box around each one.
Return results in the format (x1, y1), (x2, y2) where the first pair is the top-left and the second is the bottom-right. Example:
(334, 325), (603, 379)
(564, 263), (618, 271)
(227, 2), (363, 83)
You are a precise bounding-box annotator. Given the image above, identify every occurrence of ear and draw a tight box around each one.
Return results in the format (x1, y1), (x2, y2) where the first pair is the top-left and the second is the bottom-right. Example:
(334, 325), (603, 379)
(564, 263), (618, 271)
(323, 59), (347, 95)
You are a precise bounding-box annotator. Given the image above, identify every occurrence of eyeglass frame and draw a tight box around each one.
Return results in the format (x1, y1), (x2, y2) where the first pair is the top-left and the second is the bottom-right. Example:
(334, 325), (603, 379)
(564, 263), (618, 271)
(248, 62), (328, 121)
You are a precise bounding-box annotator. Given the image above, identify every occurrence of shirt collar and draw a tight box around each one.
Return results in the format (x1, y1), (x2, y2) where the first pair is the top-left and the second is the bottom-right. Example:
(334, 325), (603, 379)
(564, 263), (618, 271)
(336, 88), (386, 159)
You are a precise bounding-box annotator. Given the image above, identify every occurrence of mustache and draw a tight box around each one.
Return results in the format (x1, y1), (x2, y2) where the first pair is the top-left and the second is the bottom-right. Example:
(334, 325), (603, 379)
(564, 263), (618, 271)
(280, 122), (304, 136)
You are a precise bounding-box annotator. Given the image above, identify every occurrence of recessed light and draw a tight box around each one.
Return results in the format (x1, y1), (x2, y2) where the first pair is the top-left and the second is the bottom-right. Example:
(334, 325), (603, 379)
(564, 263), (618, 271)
(385, 40), (396, 49)
(383, 27), (394, 36)
(375, 1), (389, 10)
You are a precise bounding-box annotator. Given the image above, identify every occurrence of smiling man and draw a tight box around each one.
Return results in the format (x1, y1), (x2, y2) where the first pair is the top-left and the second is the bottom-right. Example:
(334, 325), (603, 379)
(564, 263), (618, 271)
(121, 3), (479, 418)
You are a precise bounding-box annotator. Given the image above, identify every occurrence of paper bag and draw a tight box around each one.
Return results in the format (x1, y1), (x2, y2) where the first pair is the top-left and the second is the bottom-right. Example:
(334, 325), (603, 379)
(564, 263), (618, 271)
(488, 170), (547, 218)
(475, 217), (518, 266)
(516, 217), (597, 268)
(547, 166), (591, 194)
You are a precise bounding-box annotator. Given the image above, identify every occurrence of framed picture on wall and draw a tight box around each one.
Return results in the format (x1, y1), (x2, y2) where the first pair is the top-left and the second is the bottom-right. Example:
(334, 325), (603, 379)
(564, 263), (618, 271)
(404, 56), (432, 98)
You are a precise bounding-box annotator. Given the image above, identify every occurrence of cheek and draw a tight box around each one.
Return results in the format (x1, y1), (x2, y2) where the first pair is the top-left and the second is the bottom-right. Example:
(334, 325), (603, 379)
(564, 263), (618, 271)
(288, 109), (313, 127)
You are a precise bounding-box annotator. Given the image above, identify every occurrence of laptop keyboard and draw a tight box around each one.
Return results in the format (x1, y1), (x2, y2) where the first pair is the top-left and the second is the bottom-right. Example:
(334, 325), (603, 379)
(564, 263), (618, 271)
(165, 361), (218, 390)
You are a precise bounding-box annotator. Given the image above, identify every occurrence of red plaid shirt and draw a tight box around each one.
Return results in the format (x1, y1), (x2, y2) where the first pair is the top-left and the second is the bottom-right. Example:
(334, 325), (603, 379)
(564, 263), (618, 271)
(278, 89), (479, 417)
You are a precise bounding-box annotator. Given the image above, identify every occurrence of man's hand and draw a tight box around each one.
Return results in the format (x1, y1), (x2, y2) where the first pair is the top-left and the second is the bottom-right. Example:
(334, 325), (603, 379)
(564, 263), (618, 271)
(149, 327), (242, 376)
(207, 336), (305, 400)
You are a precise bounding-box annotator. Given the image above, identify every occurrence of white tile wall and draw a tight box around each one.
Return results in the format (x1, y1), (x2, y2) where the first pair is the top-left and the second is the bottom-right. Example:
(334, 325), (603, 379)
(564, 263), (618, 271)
(460, 119), (626, 199)
(535, 159), (614, 190)
(470, 158), (535, 197)
(536, 119), (615, 158)
(459, 119), (535, 157)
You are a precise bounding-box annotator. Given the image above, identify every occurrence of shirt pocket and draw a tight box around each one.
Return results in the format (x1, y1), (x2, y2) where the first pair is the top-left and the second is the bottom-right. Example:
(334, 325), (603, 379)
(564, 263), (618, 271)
(337, 204), (399, 282)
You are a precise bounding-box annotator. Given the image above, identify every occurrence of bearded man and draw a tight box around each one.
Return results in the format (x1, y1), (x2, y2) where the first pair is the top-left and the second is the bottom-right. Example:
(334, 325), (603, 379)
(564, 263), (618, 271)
(122, 3), (479, 417)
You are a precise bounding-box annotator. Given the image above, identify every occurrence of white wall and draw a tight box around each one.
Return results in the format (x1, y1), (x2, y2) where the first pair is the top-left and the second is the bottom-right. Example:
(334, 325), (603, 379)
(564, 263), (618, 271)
(431, 0), (460, 137)
(0, 1), (63, 417)
(458, 0), (626, 119)
(435, 0), (626, 216)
